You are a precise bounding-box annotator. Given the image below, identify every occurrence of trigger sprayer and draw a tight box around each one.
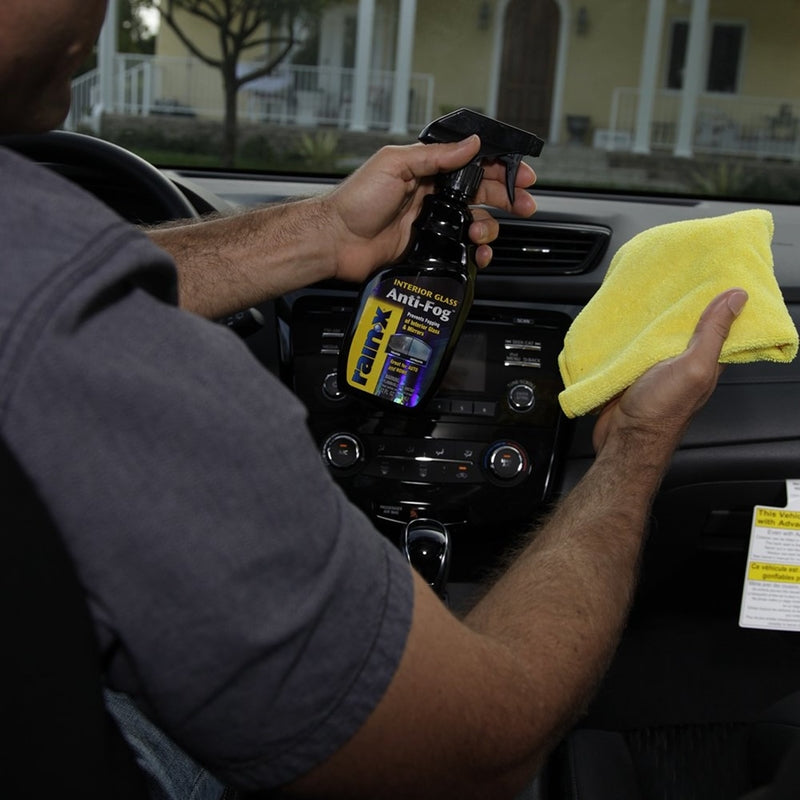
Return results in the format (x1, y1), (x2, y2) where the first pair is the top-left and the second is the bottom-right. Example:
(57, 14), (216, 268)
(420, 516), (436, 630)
(339, 108), (544, 411)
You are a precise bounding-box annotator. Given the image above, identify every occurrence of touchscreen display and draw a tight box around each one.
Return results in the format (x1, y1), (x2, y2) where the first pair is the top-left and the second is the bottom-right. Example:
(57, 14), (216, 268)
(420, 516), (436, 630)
(440, 331), (487, 393)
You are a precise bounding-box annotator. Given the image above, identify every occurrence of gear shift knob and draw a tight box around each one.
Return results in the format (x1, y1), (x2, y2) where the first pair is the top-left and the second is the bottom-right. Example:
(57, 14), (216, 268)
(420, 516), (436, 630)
(402, 518), (451, 600)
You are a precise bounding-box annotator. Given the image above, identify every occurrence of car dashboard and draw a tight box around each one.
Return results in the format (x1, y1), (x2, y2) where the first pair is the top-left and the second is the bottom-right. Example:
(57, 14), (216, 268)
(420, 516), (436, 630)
(174, 170), (800, 598)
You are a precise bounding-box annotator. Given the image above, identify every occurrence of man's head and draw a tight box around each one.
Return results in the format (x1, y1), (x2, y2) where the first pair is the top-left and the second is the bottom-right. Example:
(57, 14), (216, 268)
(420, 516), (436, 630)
(0, 0), (107, 134)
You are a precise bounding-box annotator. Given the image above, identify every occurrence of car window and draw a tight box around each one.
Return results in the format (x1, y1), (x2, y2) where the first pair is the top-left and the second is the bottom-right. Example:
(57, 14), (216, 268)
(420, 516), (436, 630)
(72, 0), (800, 202)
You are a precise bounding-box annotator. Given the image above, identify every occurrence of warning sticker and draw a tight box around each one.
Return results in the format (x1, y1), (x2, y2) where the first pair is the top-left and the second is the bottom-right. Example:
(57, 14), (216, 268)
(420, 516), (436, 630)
(747, 562), (800, 583)
(754, 507), (800, 531)
(740, 480), (800, 631)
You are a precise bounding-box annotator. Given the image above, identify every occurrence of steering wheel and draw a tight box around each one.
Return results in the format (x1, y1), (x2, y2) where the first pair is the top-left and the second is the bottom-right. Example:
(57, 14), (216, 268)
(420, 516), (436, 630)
(0, 130), (199, 225)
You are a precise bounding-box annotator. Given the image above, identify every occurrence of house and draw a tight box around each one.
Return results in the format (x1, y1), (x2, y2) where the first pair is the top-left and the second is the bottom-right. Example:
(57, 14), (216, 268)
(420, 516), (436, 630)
(76, 0), (800, 160)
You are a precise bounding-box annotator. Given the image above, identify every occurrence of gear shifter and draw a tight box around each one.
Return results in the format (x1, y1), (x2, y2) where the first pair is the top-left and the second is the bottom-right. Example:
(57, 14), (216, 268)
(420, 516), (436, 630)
(402, 518), (451, 601)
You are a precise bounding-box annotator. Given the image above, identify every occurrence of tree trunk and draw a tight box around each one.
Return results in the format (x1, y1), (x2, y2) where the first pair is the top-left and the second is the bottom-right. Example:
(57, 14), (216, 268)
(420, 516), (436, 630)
(222, 67), (239, 168)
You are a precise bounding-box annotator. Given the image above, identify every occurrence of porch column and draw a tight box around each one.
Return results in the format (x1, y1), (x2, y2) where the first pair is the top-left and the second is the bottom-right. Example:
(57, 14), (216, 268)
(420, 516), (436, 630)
(632, 0), (666, 154)
(547, 0), (571, 145)
(97, 0), (118, 116)
(389, 0), (417, 135)
(674, 0), (710, 157)
(349, 0), (376, 132)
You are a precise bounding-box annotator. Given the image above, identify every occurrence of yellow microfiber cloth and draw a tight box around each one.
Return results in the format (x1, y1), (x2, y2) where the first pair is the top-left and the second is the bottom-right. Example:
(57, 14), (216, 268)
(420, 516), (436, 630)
(558, 208), (798, 418)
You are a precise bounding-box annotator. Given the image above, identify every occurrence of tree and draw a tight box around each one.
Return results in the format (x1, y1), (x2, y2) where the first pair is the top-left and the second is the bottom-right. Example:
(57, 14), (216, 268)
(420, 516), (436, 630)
(76, 0), (155, 77)
(146, 0), (331, 166)
(121, 0), (157, 54)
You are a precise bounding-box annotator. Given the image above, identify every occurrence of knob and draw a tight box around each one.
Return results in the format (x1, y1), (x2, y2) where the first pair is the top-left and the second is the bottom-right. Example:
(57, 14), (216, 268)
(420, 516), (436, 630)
(485, 441), (529, 481)
(322, 371), (345, 401)
(507, 380), (535, 412)
(322, 433), (362, 470)
(402, 518), (450, 599)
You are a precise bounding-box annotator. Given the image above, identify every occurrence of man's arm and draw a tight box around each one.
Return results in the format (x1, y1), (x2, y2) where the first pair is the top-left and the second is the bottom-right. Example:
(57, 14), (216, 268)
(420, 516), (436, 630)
(147, 136), (537, 319)
(281, 288), (748, 799)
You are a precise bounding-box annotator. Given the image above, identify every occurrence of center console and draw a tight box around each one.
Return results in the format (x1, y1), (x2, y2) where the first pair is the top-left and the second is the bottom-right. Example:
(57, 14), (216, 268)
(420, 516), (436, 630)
(287, 293), (572, 581)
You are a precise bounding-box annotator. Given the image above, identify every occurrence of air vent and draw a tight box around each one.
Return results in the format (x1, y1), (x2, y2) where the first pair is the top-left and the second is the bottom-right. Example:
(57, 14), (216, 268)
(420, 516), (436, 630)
(489, 220), (611, 275)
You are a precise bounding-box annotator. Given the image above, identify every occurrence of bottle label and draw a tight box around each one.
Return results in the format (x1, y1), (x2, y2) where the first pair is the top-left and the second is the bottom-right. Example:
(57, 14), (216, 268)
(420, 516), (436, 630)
(344, 273), (467, 408)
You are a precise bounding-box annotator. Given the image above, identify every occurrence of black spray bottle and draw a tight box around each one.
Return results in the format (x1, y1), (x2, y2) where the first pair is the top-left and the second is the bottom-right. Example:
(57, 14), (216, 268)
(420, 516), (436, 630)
(339, 108), (544, 410)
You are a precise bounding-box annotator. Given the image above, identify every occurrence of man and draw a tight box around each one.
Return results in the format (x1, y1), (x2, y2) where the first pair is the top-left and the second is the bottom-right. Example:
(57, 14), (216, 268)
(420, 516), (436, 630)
(0, 1), (747, 798)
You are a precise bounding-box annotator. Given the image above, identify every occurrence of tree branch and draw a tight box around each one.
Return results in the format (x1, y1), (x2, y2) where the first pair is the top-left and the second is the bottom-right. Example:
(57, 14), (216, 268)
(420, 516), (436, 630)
(159, 4), (223, 68)
(234, 41), (295, 90)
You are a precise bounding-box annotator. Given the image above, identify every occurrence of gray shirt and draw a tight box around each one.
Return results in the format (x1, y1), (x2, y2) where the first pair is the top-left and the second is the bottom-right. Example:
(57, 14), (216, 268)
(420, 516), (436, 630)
(0, 147), (413, 790)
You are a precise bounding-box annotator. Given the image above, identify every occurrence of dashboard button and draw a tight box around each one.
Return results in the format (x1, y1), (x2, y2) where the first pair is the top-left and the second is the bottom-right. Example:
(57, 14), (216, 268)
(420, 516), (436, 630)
(507, 381), (536, 412)
(473, 401), (496, 417)
(451, 399), (474, 415)
(322, 433), (362, 469)
(430, 398), (452, 413)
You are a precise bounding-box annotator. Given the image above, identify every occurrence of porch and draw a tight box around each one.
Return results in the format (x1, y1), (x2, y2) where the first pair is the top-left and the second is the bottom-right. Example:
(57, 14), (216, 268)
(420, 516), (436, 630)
(599, 87), (800, 162)
(67, 54), (435, 135)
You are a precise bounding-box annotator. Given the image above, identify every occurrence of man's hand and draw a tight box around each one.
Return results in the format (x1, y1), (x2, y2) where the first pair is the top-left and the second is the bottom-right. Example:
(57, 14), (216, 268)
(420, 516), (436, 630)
(592, 288), (748, 456)
(323, 135), (537, 284)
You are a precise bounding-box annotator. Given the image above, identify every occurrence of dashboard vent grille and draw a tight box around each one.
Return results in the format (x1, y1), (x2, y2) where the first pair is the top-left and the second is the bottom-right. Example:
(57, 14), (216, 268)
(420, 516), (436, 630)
(489, 220), (611, 275)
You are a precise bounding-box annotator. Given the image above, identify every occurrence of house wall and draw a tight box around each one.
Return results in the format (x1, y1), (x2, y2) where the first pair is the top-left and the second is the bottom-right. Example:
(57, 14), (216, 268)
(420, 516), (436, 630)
(558, 0), (647, 132)
(412, 1), (495, 116)
(739, 0), (800, 97)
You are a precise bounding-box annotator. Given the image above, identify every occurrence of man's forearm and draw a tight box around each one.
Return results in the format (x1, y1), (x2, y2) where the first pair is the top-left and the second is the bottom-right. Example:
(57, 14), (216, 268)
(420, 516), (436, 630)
(300, 430), (678, 800)
(460, 428), (673, 770)
(147, 198), (337, 318)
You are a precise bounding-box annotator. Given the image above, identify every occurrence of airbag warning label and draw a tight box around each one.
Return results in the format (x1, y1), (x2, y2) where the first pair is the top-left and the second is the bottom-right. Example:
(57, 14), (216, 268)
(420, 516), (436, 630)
(740, 481), (800, 631)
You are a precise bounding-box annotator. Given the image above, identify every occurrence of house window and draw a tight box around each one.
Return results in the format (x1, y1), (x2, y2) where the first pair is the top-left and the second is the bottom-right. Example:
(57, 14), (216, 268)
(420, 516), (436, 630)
(666, 22), (688, 89)
(666, 20), (744, 93)
(707, 24), (743, 92)
(342, 15), (356, 69)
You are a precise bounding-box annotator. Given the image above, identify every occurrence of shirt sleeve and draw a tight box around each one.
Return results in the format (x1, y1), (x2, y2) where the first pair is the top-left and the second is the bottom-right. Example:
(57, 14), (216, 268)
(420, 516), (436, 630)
(0, 172), (414, 789)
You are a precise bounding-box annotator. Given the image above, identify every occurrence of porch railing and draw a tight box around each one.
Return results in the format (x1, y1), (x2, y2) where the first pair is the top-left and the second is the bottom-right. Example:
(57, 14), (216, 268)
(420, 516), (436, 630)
(603, 87), (800, 161)
(67, 54), (434, 133)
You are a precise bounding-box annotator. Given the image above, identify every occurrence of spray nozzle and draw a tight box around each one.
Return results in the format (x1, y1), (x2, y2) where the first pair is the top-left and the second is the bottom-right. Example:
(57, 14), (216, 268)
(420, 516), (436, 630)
(418, 108), (544, 204)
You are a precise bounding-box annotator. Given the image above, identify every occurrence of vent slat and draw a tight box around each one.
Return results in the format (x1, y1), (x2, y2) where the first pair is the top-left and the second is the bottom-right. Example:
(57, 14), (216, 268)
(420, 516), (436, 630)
(489, 221), (610, 275)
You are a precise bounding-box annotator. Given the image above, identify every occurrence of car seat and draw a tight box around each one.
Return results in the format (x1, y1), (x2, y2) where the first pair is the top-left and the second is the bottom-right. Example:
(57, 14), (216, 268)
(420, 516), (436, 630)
(0, 435), (149, 798)
(541, 691), (800, 800)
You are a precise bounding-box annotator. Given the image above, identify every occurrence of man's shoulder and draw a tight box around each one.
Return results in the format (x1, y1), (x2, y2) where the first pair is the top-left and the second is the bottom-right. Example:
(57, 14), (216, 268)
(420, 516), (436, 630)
(0, 145), (174, 302)
(0, 144), (129, 239)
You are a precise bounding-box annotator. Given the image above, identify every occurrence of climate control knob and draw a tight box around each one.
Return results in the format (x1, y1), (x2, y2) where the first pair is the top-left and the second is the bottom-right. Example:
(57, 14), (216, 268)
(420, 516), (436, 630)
(485, 441), (529, 482)
(322, 433), (363, 470)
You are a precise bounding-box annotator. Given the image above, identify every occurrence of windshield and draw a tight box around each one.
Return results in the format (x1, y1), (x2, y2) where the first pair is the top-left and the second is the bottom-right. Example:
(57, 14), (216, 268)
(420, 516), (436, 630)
(73, 0), (800, 203)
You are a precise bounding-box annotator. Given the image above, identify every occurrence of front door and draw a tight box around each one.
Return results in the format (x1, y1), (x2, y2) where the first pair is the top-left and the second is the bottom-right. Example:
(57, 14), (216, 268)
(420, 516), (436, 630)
(497, 0), (560, 135)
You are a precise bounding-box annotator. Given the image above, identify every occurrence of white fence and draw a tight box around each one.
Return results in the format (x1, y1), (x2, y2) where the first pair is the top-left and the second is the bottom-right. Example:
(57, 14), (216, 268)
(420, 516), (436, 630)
(603, 87), (800, 161)
(67, 54), (434, 133)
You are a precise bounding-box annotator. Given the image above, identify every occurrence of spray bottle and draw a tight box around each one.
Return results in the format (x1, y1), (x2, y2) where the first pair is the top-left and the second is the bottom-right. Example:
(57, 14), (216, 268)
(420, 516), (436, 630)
(339, 108), (544, 410)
